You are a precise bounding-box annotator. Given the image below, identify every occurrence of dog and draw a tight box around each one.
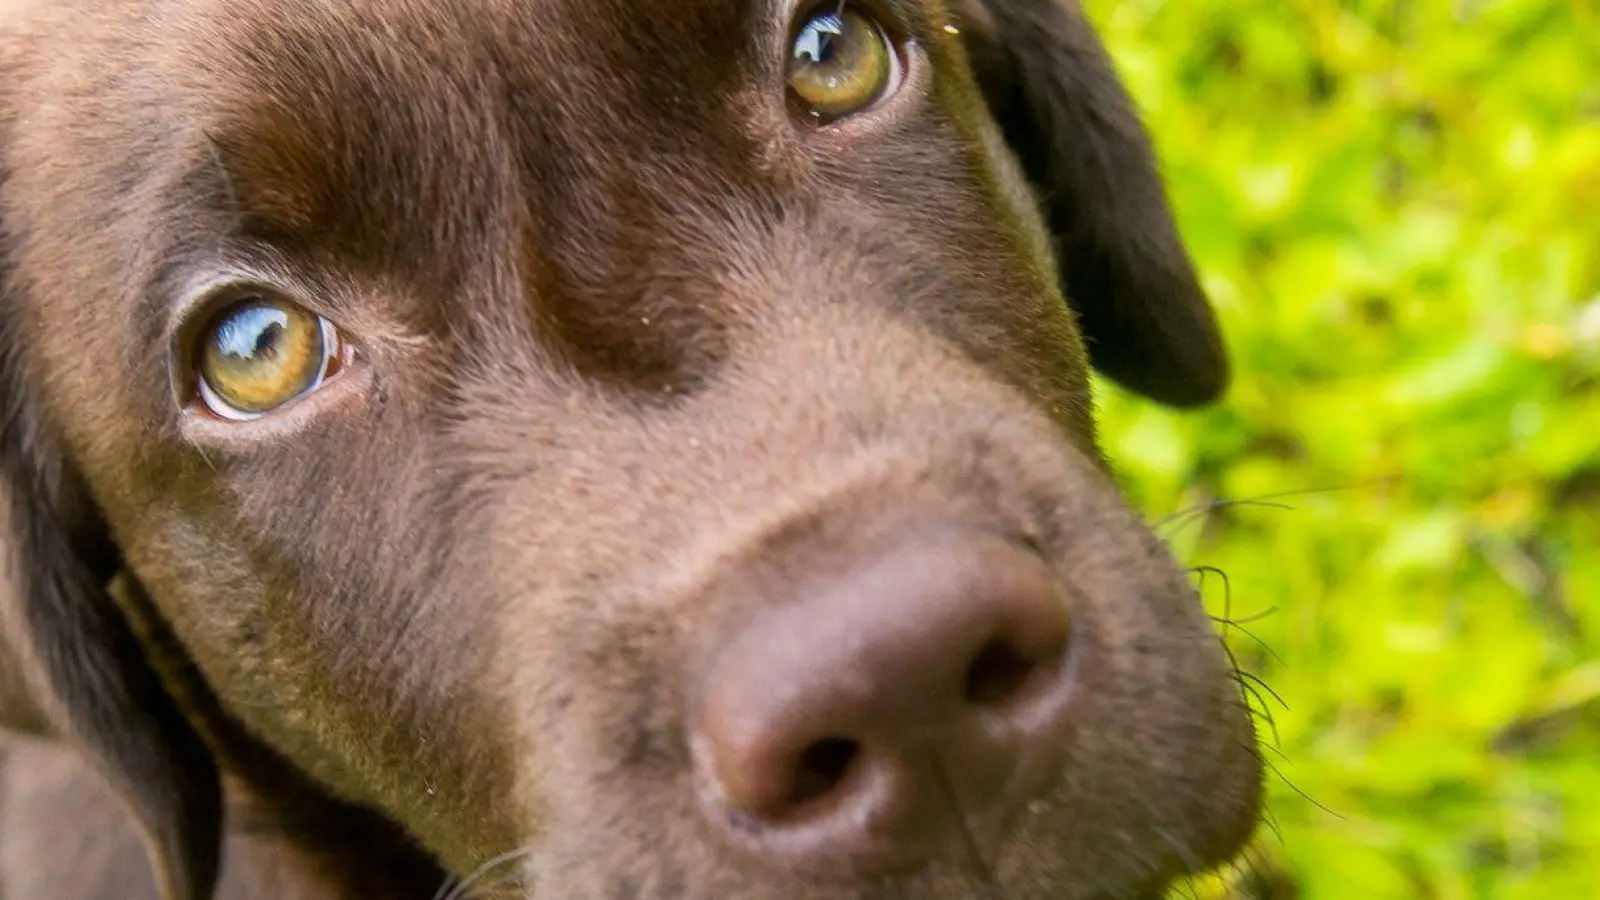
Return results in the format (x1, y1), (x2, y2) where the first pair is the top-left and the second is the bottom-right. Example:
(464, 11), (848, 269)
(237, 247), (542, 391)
(0, 0), (1264, 897)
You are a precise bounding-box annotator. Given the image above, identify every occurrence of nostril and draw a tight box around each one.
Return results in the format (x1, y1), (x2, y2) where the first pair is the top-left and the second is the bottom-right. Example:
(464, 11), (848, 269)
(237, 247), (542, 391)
(964, 638), (1036, 705)
(693, 528), (1080, 870)
(787, 738), (861, 809)
(963, 621), (1069, 708)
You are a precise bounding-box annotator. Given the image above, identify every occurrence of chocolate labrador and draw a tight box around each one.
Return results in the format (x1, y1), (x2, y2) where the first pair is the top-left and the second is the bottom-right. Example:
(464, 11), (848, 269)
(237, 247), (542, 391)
(0, 0), (1264, 897)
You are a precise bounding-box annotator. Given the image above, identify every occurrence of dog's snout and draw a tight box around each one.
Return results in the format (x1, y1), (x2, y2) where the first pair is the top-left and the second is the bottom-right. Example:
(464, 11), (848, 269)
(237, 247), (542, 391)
(690, 529), (1077, 870)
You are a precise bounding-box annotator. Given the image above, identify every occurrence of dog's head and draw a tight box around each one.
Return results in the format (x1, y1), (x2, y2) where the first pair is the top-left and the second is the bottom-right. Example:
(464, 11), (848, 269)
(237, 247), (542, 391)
(0, 0), (1259, 898)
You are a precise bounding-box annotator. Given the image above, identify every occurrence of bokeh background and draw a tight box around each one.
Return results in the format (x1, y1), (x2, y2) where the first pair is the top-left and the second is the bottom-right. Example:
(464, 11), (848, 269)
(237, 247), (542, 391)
(1080, 0), (1599, 897)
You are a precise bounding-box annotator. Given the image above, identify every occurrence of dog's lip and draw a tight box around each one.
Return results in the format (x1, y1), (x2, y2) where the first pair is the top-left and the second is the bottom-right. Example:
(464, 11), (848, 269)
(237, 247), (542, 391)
(177, 356), (374, 446)
(502, 874), (1178, 900)
(505, 869), (1188, 900)
(682, 524), (1086, 870)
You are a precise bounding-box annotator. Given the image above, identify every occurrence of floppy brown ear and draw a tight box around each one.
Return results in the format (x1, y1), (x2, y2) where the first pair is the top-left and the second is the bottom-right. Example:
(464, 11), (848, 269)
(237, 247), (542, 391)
(1, 140), (223, 900)
(953, 0), (1229, 407)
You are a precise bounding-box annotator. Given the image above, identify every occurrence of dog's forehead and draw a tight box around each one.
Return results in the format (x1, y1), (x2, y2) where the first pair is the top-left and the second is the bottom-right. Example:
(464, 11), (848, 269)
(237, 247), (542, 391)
(173, 0), (943, 276)
(199, 0), (751, 98)
(183, 0), (946, 151)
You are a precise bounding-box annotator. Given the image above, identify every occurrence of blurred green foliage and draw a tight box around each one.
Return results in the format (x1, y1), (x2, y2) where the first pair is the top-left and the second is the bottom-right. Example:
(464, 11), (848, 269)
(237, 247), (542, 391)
(1080, 0), (1600, 896)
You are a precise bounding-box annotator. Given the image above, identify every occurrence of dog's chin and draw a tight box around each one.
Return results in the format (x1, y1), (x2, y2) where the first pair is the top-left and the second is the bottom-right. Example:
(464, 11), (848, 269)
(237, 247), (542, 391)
(490, 750), (1263, 900)
(495, 825), (1243, 900)
(498, 862), (1190, 900)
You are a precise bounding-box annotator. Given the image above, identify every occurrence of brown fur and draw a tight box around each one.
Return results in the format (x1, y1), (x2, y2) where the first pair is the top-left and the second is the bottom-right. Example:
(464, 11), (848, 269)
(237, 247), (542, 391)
(0, 0), (1260, 898)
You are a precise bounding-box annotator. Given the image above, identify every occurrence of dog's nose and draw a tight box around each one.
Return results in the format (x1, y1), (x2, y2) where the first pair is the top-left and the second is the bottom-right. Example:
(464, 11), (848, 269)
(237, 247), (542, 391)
(691, 529), (1077, 869)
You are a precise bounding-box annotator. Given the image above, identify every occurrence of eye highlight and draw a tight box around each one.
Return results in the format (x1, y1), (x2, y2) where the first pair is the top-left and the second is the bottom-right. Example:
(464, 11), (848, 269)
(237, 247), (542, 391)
(787, 4), (903, 123)
(193, 293), (348, 421)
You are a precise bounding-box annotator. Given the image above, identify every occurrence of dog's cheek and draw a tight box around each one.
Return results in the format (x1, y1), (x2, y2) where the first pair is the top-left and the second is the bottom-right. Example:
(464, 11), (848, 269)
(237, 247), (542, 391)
(805, 102), (1099, 449)
(111, 531), (366, 781)
(1043, 520), (1265, 878)
(106, 471), (524, 866)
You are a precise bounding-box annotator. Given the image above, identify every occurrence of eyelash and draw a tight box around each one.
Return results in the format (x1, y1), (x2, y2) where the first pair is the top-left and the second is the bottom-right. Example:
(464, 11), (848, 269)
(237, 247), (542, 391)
(173, 280), (357, 424)
(783, 0), (913, 126)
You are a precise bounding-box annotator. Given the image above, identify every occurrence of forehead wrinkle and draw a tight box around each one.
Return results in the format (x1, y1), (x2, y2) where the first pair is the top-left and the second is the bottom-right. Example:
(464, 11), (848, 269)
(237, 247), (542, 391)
(126, 0), (958, 408)
(188, 4), (515, 224)
(142, 1), (531, 325)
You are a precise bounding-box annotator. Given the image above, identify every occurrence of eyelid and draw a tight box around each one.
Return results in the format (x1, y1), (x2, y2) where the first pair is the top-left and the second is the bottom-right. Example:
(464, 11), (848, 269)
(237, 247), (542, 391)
(180, 351), (375, 446)
(167, 260), (303, 342)
(787, 0), (914, 42)
(780, 3), (924, 138)
(164, 262), (334, 409)
(172, 279), (375, 444)
(194, 312), (345, 423)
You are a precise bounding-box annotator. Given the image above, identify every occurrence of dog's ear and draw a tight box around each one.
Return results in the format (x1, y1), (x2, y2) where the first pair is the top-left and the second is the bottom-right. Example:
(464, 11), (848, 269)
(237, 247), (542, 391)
(0, 137), (224, 900)
(952, 0), (1229, 407)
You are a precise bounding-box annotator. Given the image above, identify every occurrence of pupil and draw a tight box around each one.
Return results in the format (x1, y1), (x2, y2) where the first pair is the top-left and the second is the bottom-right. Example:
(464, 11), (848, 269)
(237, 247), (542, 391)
(798, 13), (844, 65)
(253, 324), (283, 358)
(216, 305), (290, 363)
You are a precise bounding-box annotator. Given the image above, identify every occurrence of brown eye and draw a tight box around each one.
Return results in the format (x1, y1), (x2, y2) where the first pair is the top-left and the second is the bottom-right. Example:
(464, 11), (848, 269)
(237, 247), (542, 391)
(195, 294), (346, 421)
(787, 5), (901, 122)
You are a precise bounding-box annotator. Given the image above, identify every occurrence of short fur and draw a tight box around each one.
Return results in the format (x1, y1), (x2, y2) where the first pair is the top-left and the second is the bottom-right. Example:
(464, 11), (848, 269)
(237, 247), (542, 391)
(0, 0), (1260, 898)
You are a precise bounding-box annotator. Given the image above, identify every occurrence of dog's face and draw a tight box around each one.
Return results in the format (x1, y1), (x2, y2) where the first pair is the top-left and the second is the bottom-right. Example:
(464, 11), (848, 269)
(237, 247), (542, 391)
(0, 1), (1260, 898)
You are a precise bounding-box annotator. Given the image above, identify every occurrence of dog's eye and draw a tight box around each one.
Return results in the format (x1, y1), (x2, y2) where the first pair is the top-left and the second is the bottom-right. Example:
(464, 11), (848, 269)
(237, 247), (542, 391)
(787, 4), (901, 122)
(194, 295), (347, 421)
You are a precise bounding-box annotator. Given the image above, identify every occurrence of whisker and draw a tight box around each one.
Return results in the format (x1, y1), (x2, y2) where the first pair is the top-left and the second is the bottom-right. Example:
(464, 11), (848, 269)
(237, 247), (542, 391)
(1190, 566), (1283, 662)
(432, 846), (537, 900)
(1231, 672), (1282, 749)
(1157, 498), (1299, 535)
(930, 756), (1003, 899)
(1158, 827), (1205, 877)
(460, 865), (531, 900)
(1206, 597), (1283, 750)
(1255, 804), (1286, 848)
(1154, 481), (1378, 536)
(1219, 607), (1280, 628)
(1216, 617), (1282, 662)
(1228, 842), (1276, 899)
(1169, 872), (1203, 900)
(1191, 564), (1277, 628)
(1260, 753), (1340, 819)
(1235, 670), (1289, 713)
